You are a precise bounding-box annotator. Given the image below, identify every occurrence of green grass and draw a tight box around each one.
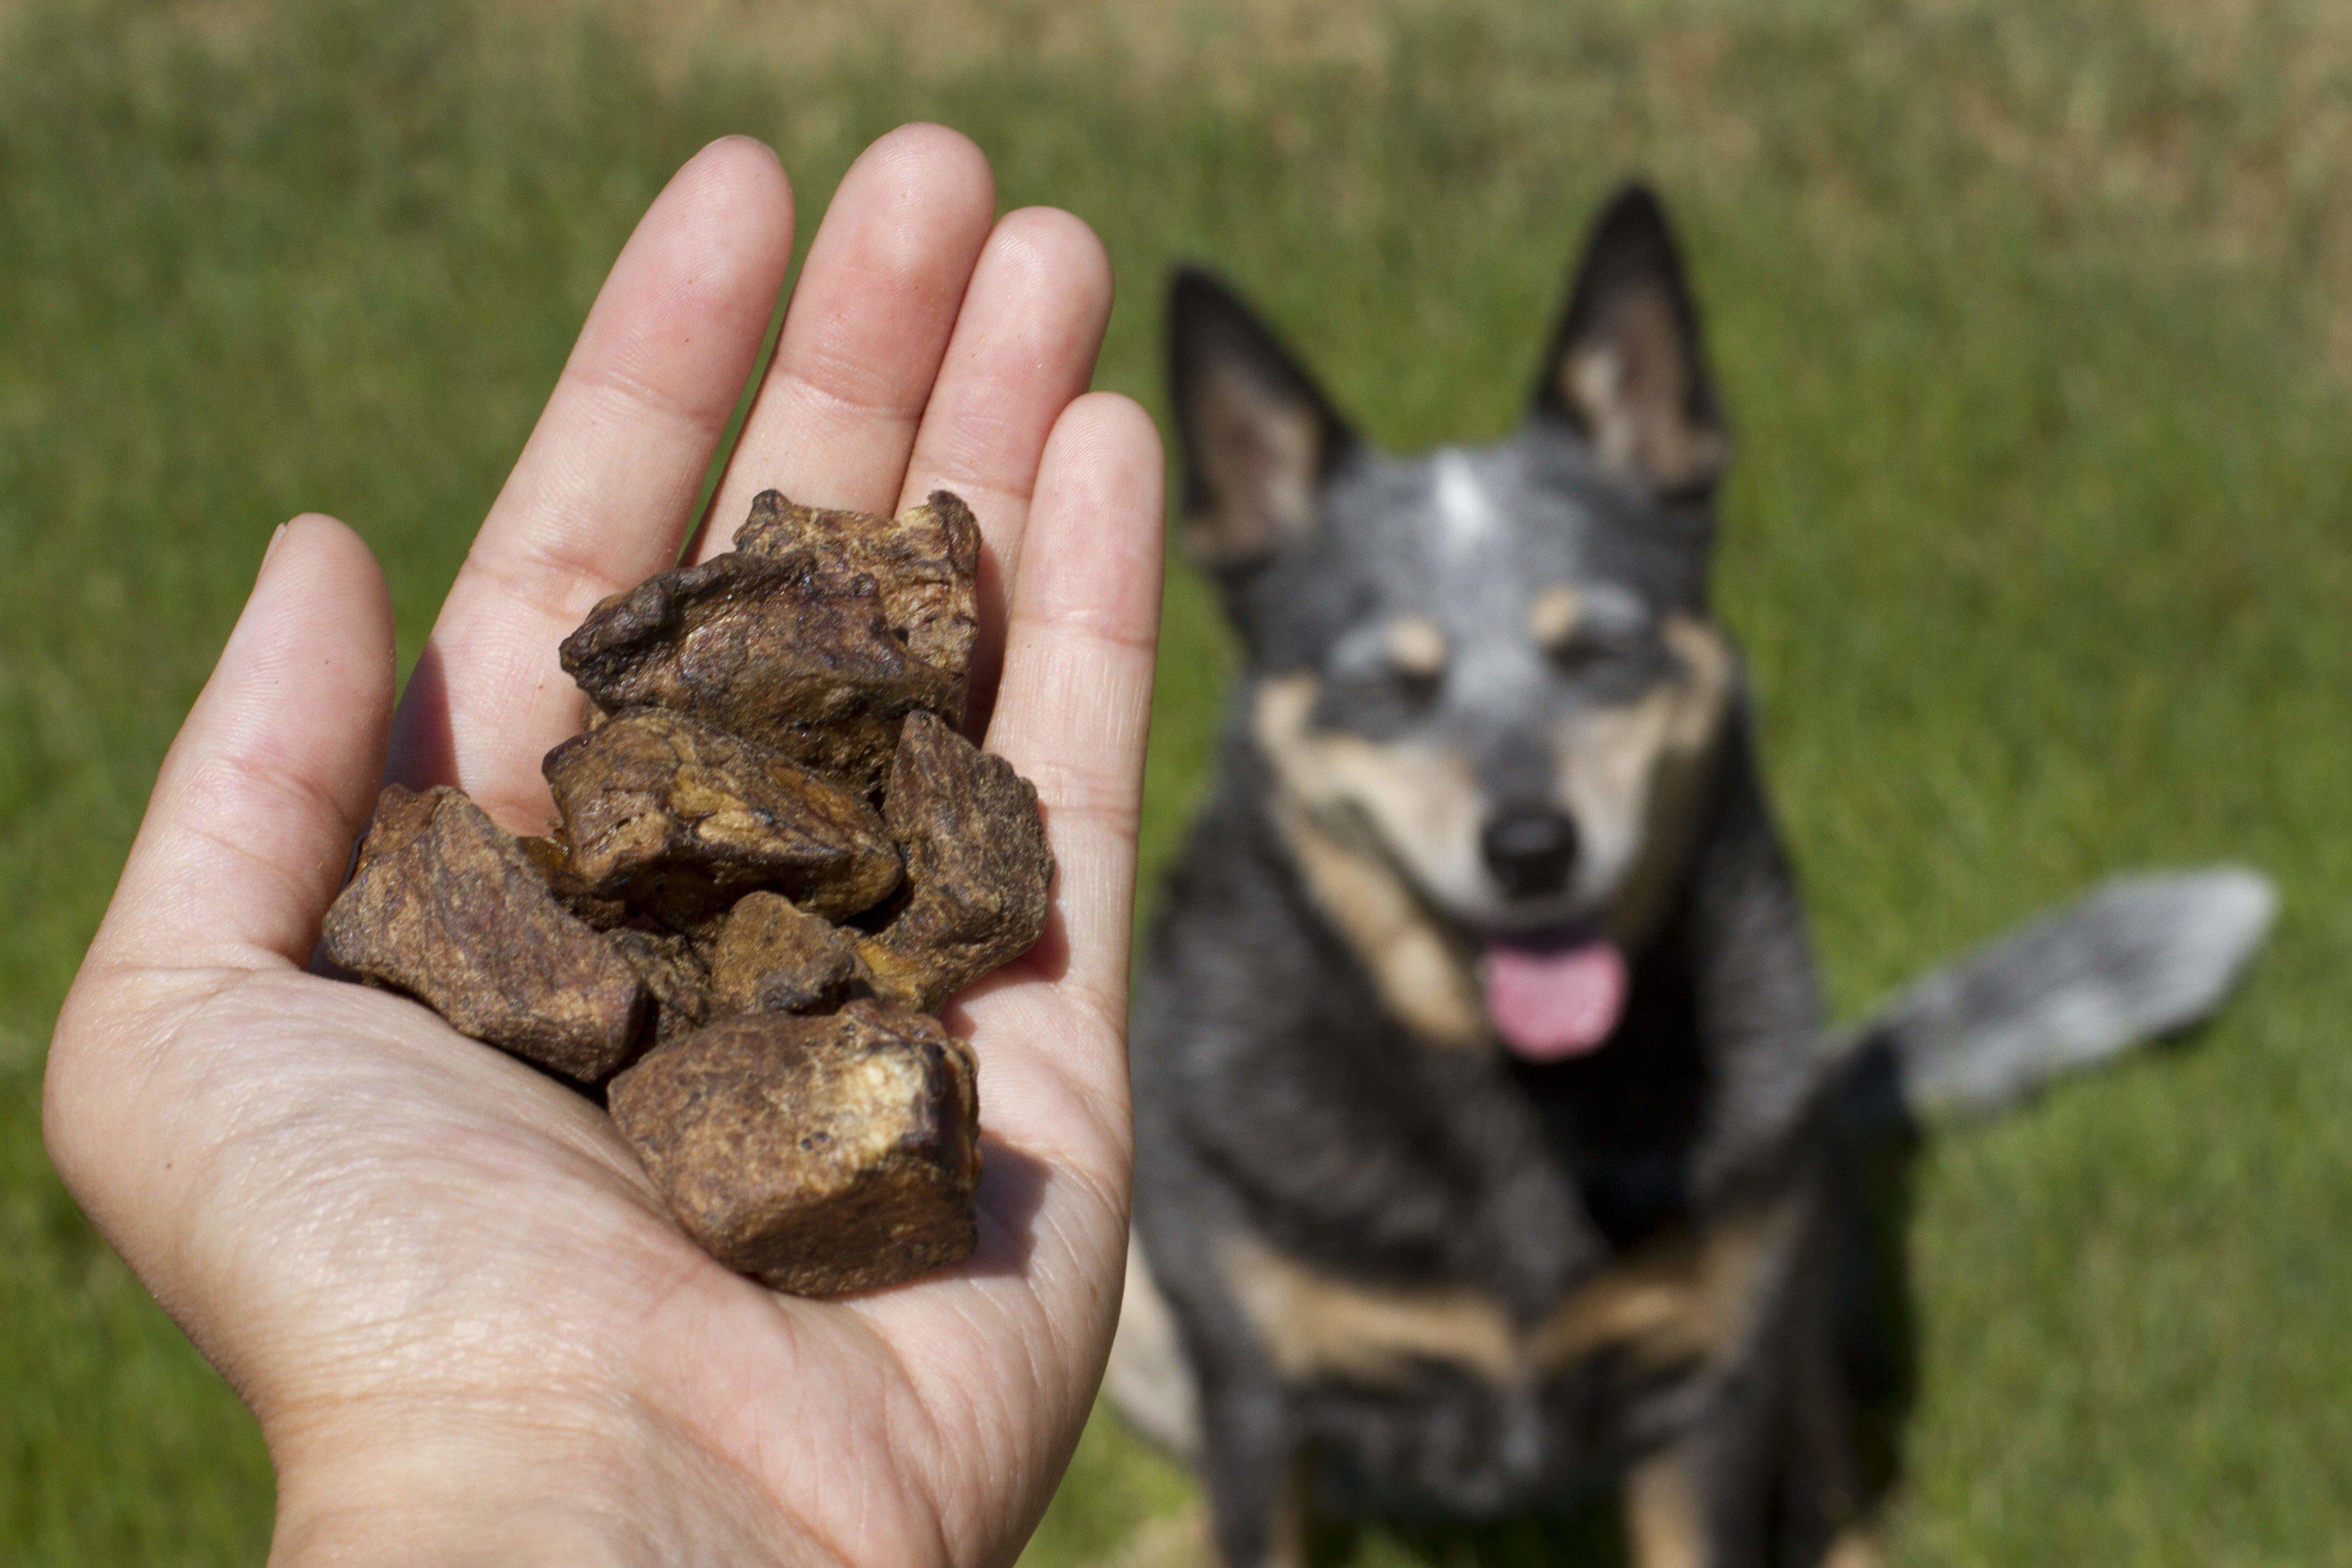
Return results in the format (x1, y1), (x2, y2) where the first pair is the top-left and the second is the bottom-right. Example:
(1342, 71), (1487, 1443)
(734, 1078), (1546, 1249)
(4, 0), (2350, 1561)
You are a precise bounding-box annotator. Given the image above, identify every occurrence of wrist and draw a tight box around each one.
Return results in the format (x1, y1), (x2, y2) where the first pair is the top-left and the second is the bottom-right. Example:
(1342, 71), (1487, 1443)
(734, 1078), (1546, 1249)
(267, 1394), (645, 1568)
(272, 1472), (635, 1568)
(262, 1382), (812, 1568)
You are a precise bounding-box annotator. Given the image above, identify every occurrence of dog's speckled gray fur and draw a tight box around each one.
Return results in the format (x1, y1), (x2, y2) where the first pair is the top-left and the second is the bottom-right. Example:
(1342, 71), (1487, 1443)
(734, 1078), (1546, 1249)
(1123, 185), (2274, 1568)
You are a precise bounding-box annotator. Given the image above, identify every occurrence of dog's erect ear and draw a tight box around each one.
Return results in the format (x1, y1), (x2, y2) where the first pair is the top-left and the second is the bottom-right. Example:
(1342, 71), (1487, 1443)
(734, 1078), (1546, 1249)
(1168, 268), (1356, 574)
(1531, 184), (1728, 497)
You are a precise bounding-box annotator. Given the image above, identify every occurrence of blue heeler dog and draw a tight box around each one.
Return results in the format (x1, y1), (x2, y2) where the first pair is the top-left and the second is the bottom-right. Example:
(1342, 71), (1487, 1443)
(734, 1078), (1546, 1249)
(1107, 185), (2275, 1568)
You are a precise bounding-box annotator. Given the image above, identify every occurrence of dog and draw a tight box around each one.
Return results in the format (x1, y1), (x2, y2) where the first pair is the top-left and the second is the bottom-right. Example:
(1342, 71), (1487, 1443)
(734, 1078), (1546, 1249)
(1108, 185), (2275, 1568)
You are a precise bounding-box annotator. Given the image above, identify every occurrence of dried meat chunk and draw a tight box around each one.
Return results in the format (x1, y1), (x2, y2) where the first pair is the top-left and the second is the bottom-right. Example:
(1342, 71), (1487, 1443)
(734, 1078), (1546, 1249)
(543, 709), (901, 923)
(558, 544), (961, 793)
(608, 1001), (981, 1296)
(519, 834), (629, 929)
(608, 926), (713, 1047)
(734, 488), (980, 679)
(705, 891), (871, 1016)
(858, 710), (1052, 1012)
(322, 785), (646, 1081)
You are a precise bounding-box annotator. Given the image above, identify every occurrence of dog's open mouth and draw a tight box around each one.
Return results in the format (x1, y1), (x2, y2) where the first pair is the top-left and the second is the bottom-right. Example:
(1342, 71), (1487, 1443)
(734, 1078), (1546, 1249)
(1479, 927), (1627, 1061)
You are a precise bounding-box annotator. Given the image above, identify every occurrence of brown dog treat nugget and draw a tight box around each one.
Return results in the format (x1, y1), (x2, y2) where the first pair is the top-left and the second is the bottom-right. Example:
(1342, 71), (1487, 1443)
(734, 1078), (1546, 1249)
(544, 709), (901, 924)
(857, 710), (1054, 1012)
(558, 546), (961, 793)
(734, 489), (980, 679)
(706, 891), (872, 1016)
(608, 926), (713, 1046)
(609, 1001), (980, 1296)
(519, 834), (630, 929)
(323, 785), (646, 1081)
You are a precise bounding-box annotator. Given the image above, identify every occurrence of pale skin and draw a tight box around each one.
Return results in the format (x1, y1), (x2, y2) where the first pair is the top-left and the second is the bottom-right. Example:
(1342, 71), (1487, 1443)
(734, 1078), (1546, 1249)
(42, 127), (1166, 1567)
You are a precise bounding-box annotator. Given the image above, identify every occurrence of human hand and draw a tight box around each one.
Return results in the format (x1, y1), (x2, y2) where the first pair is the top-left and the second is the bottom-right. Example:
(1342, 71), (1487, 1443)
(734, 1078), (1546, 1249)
(44, 127), (1163, 1568)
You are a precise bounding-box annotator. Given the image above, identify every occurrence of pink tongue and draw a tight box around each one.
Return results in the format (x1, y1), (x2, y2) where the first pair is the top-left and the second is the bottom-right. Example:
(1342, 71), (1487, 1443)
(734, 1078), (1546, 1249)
(1481, 940), (1629, 1060)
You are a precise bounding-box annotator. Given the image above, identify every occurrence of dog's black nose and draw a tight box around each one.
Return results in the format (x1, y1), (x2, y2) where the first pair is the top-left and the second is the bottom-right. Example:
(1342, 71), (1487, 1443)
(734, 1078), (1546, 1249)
(1480, 807), (1579, 899)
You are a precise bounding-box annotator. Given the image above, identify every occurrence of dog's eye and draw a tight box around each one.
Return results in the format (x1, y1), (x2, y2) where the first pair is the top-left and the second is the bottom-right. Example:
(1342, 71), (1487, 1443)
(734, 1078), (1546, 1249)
(1548, 629), (1659, 699)
(1530, 583), (1653, 682)
(1324, 616), (1447, 721)
(1548, 632), (1619, 676)
(1388, 664), (1442, 706)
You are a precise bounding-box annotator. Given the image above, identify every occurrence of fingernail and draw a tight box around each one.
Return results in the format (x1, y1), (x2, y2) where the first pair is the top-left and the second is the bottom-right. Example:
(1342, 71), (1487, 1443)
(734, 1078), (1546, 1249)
(262, 519), (291, 567)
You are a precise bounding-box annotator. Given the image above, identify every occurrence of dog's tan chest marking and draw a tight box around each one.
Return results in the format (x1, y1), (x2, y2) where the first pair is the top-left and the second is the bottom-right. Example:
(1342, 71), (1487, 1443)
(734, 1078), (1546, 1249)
(1221, 1198), (1797, 1392)
(1533, 1195), (1794, 1370)
(1624, 1453), (1880, 1568)
(1226, 1230), (1522, 1383)
(1821, 1530), (1882, 1568)
(1622, 1447), (1708, 1568)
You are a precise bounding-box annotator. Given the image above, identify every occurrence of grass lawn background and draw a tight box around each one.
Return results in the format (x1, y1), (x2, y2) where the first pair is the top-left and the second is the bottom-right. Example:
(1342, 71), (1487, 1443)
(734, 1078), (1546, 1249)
(4, 0), (2350, 1561)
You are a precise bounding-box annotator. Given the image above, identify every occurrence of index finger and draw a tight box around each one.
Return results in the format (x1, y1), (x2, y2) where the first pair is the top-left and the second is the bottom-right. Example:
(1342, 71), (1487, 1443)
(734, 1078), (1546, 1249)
(970, 394), (1167, 1055)
(691, 125), (997, 558)
(386, 138), (797, 830)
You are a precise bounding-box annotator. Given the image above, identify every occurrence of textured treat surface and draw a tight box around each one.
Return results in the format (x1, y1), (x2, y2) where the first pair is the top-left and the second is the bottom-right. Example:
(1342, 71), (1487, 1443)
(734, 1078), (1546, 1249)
(860, 710), (1055, 1011)
(608, 926), (713, 1046)
(332, 489), (1043, 1296)
(558, 546), (963, 793)
(706, 890), (872, 1016)
(734, 488), (981, 681)
(519, 835), (631, 928)
(608, 1002), (981, 1296)
(544, 708), (900, 922)
(323, 785), (646, 1080)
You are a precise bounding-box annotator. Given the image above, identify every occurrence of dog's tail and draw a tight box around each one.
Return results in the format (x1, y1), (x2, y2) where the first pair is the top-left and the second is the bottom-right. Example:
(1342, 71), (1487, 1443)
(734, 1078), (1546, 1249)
(1832, 866), (2276, 1139)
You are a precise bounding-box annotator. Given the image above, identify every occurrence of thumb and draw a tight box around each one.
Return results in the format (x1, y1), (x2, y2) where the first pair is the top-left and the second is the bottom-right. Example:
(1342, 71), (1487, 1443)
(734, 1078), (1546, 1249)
(81, 513), (397, 977)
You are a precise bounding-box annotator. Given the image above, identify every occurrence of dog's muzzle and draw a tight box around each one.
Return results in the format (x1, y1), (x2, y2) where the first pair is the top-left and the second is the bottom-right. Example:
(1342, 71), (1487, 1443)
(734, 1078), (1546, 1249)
(1479, 805), (1579, 899)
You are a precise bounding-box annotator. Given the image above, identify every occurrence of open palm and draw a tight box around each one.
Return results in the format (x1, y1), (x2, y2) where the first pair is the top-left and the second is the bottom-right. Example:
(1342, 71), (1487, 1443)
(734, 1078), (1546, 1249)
(44, 128), (1164, 1568)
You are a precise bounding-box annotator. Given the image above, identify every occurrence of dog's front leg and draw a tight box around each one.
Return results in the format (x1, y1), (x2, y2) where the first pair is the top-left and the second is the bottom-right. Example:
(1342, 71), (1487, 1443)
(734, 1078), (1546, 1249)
(1197, 1377), (1307, 1568)
(1620, 1415), (1776, 1568)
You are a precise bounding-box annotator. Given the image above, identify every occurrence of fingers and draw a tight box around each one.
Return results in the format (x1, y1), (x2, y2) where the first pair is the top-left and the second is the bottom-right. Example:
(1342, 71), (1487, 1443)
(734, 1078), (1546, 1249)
(867, 397), (1161, 1463)
(86, 516), (397, 974)
(976, 394), (1167, 1043)
(387, 137), (795, 828)
(693, 124), (996, 553)
(898, 207), (1114, 725)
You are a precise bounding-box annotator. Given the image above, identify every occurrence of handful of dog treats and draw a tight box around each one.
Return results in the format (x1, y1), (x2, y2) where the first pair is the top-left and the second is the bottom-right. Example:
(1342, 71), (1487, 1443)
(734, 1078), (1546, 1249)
(320, 490), (1051, 1296)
